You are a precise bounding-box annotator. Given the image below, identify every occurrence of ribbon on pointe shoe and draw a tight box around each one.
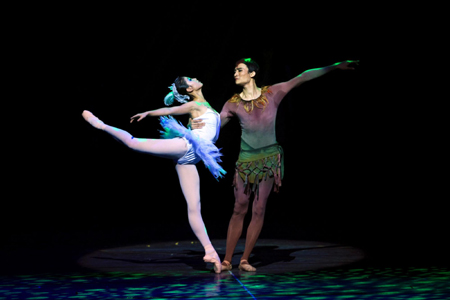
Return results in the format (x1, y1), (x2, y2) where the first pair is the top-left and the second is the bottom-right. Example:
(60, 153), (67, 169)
(203, 253), (222, 274)
(203, 245), (222, 274)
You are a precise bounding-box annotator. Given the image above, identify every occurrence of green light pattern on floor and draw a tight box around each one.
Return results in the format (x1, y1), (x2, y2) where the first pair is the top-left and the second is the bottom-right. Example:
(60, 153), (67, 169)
(0, 267), (448, 299)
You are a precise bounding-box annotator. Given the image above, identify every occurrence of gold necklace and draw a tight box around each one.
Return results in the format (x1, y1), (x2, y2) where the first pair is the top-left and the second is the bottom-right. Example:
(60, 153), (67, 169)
(230, 86), (272, 113)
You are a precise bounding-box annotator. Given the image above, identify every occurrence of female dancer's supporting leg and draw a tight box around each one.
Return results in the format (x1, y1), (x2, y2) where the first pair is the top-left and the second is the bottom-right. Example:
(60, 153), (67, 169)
(82, 110), (221, 273)
(176, 164), (221, 273)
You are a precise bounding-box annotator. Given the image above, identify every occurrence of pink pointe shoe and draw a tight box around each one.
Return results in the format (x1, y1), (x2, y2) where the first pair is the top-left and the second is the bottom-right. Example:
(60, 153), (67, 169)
(82, 110), (106, 130)
(203, 246), (222, 274)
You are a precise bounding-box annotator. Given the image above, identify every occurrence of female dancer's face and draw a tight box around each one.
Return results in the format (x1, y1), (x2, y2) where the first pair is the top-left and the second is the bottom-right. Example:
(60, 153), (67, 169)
(185, 77), (203, 92)
(234, 63), (255, 86)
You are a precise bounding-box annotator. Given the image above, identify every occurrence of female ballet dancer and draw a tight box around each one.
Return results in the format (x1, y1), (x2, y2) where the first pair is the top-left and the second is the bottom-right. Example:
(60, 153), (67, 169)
(82, 76), (225, 273)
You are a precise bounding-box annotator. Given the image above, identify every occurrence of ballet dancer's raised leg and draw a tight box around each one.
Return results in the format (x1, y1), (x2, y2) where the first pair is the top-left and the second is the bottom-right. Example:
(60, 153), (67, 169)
(82, 110), (187, 159)
(176, 164), (222, 273)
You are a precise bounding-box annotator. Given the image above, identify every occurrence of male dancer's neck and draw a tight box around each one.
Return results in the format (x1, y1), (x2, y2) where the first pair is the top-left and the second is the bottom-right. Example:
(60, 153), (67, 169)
(241, 82), (261, 101)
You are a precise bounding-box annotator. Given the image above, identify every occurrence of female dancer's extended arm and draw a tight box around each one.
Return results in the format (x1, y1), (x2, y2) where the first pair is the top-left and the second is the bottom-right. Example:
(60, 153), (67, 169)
(130, 102), (194, 123)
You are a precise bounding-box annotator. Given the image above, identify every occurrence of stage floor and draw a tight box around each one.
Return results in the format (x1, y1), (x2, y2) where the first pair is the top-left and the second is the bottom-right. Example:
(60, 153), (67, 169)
(1, 239), (449, 299)
(77, 239), (365, 275)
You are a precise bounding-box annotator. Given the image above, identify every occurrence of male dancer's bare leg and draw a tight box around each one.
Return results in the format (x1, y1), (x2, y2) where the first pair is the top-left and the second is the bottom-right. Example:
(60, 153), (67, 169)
(239, 177), (274, 272)
(222, 176), (251, 270)
(222, 176), (274, 272)
(176, 164), (222, 273)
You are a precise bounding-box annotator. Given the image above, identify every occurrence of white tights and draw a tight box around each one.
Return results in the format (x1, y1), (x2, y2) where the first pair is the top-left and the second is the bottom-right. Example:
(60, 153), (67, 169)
(175, 164), (212, 248)
(103, 125), (188, 160)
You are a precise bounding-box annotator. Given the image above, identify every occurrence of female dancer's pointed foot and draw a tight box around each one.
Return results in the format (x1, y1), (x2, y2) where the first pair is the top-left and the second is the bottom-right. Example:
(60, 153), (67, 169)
(238, 260), (256, 272)
(203, 246), (222, 274)
(82, 110), (106, 130)
(203, 252), (222, 274)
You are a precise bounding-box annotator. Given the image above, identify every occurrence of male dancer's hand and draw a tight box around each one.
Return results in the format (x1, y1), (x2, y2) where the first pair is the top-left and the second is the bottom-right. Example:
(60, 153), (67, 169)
(188, 118), (206, 130)
(336, 60), (360, 70)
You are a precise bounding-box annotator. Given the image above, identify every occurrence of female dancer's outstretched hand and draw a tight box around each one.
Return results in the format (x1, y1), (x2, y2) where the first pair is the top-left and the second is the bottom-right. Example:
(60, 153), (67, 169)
(130, 112), (148, 123)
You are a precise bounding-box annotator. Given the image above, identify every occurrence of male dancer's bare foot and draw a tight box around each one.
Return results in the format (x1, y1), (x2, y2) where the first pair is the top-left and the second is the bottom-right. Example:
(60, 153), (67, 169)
(82, 110), (106, 130)
(203, 244), (222, 274)
(238, 259), (256, 272)
(221, 260), (232, 272)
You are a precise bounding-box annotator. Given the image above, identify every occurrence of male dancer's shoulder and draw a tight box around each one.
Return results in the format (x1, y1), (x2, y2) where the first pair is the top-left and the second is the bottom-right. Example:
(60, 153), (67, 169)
(261, 85), (272, 95)
(228, 93), (241, 104)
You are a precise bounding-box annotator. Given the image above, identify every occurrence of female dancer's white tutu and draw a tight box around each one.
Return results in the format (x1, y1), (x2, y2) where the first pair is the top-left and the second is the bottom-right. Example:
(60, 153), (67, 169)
(159, 116), (226, 179)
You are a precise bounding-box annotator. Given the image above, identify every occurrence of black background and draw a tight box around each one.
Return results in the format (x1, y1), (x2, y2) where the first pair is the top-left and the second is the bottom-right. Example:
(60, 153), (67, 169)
(3, 3), (446, 270)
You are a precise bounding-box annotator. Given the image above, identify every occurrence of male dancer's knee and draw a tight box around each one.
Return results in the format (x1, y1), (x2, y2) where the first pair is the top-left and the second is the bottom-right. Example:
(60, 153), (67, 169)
(251, 196), (268, 221)
(232, 198), (249, 218)
(251, 204), (266, 221)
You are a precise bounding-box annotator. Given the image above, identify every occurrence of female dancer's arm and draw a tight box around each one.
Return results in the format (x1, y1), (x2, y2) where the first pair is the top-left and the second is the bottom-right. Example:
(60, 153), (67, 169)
(130, 102), (194, 123)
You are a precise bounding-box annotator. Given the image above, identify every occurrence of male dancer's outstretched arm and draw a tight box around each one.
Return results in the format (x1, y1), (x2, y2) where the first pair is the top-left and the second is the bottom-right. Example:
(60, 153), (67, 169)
(275, 60), (359, 93)
(191, 60), (359, 130)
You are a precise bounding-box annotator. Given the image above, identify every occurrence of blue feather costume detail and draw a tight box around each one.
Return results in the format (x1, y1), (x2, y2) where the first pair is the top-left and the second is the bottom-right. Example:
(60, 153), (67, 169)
(159, 116), (226, 180)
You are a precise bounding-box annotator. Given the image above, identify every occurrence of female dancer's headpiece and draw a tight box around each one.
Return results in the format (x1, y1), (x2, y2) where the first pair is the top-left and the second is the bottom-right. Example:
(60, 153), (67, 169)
(164, 83), (190, 106)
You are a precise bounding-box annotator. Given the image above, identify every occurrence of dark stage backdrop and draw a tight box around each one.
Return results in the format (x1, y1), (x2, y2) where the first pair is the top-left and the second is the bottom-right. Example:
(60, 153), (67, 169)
(4, 4), (445, 266)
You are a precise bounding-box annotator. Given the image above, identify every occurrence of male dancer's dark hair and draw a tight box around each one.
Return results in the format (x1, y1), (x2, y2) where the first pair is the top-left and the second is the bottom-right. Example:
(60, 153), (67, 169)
(235, 58), (260, 79)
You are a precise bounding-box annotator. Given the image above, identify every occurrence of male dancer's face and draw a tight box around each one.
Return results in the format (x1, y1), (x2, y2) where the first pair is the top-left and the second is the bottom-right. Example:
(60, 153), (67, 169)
(234, 63), (255, 86)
